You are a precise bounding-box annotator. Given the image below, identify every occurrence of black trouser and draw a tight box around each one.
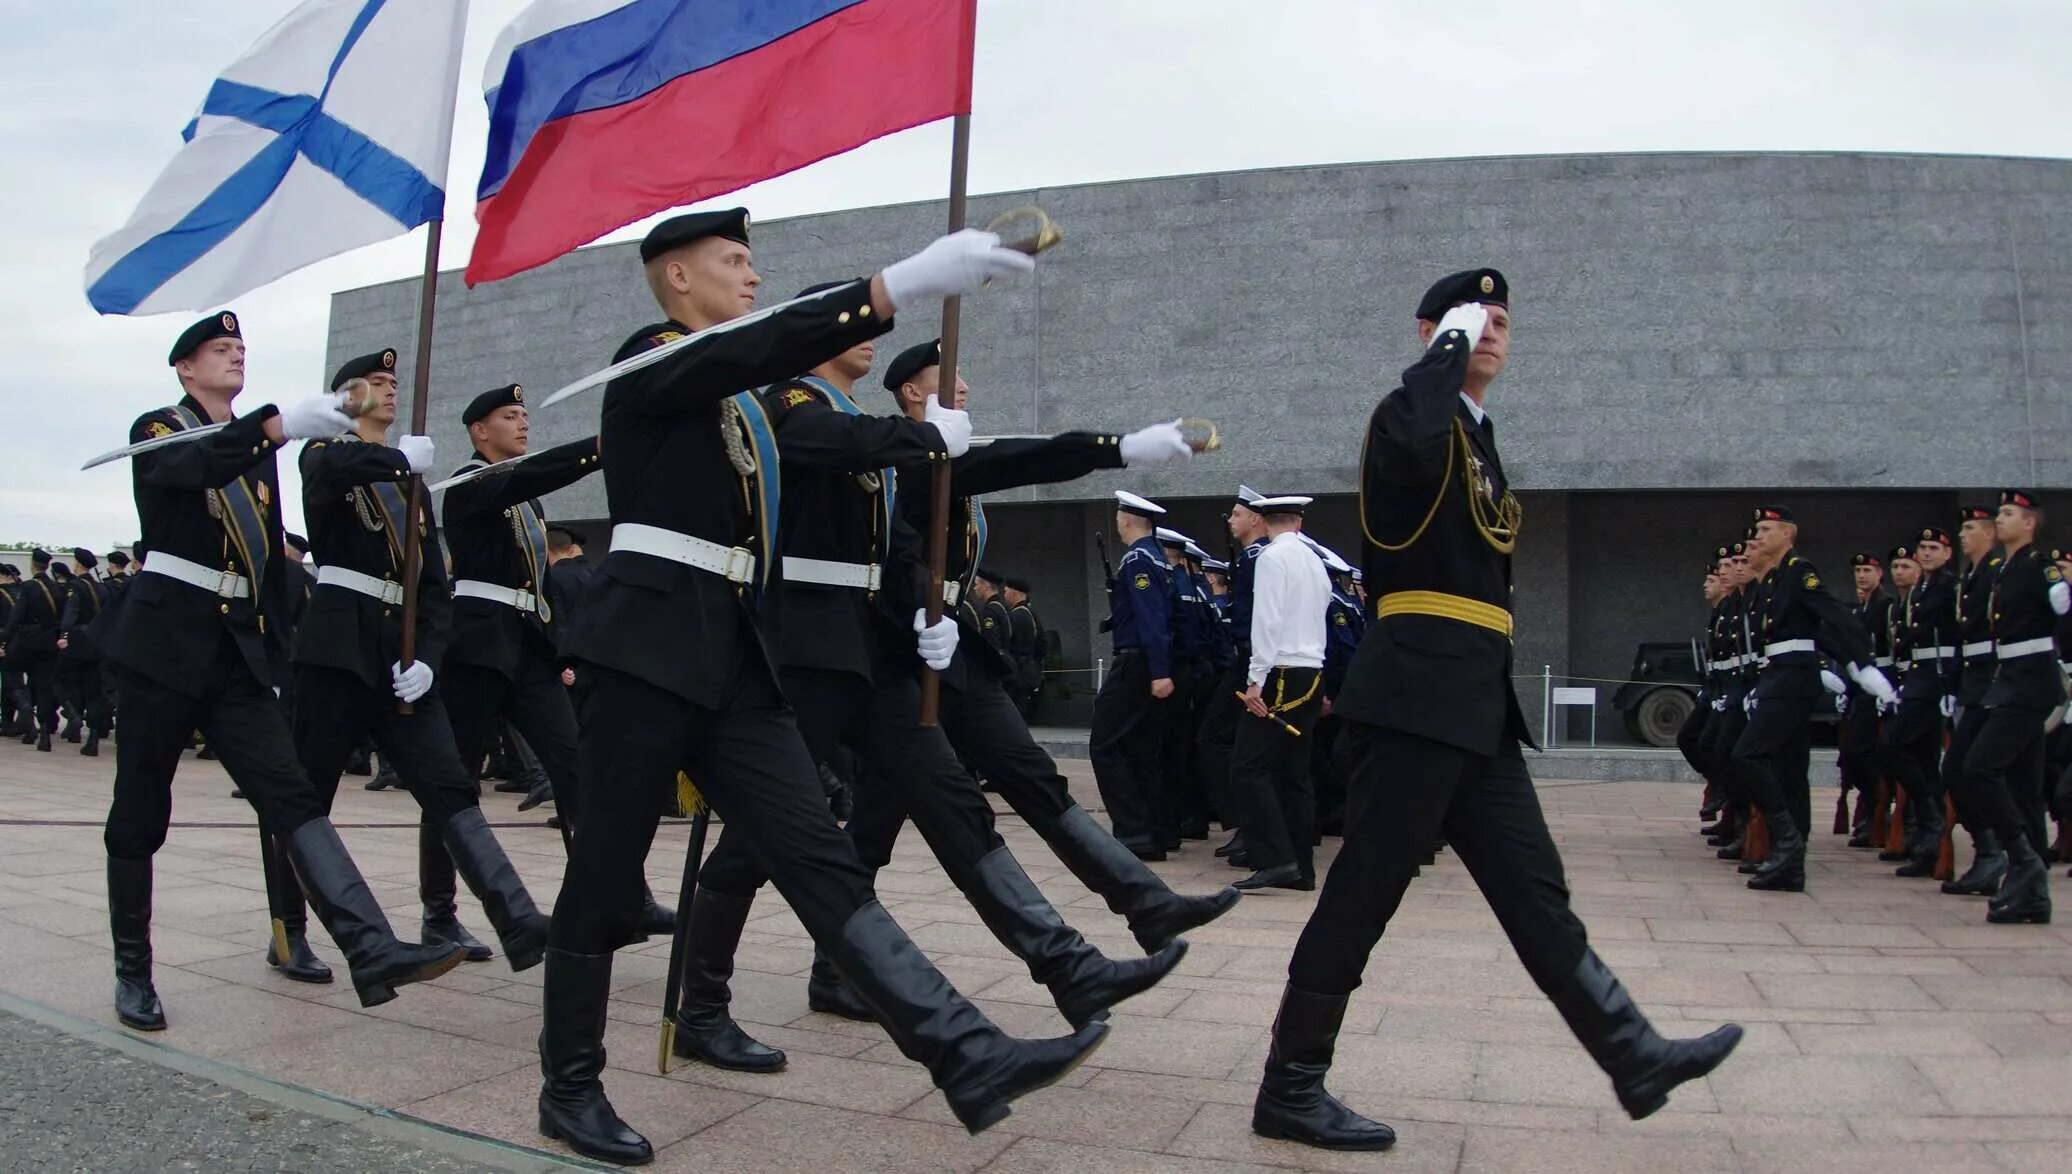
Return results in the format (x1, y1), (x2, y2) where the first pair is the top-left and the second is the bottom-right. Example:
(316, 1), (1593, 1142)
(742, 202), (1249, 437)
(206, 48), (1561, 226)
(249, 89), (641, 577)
(1939, 704), (1990, 836)
(18, 648), (58, 734)
(290, 665), (482, 822)
(0, 667), (20, 730)
(1288, 723), (1588, 997)
(1089, 651), (1167, 849)
(1311, 712), (1347, 826)
(1879, 692), (1944, 830)
(1227, 667), (1325, 876)
(1159, 660), (1213, 840)
(1700, 688), (1751, 809)
(1732, 692), (1815, 838)
(105, 636), (326, 861)
(1677, 688), (1717, 781)
(1195, 658), (1246, 826)
(444, 658), (583, 831)
(551, 662), (875, 954)
(1837, 692), (1881, 797)
(849, 671), (1080, 871)
(1965, 702), (2053, 855)
(698, 666), (999, 900)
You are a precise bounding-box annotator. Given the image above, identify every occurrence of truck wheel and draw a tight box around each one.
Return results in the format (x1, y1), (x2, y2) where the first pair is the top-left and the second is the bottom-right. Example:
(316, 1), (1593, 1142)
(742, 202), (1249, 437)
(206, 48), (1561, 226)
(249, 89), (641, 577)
(1634, 687), (1696, 749)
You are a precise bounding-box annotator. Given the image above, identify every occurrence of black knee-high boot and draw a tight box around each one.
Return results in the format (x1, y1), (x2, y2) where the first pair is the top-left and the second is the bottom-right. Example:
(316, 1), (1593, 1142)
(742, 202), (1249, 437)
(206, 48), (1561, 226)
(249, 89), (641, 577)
(284, 820), (466, 1006)
(1548, 949), (1744, 1118)
(107, 855), (165, 1031)
(668, 888), (786, 1072)
(1251, 985), (1395, 1150)
(1041, 805), (1240, 952)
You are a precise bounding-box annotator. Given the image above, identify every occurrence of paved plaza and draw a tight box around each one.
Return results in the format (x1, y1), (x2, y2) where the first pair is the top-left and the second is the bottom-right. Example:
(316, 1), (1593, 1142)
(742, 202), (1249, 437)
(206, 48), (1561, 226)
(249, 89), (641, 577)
(2, 747), (2069, 1172)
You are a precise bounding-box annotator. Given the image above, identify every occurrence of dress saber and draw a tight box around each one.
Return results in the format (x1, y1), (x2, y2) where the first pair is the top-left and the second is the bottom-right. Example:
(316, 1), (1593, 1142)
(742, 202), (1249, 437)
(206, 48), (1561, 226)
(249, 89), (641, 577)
(425, 450), (543, 493)
(80, 421), (232, 471)
(539, 286), (846, 411)
(656, 801), (712, 1075)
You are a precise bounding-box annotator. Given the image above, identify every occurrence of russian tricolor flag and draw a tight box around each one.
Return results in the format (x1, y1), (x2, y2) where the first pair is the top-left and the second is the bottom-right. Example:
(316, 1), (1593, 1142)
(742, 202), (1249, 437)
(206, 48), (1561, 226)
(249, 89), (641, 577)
(467, 0), (976, 285)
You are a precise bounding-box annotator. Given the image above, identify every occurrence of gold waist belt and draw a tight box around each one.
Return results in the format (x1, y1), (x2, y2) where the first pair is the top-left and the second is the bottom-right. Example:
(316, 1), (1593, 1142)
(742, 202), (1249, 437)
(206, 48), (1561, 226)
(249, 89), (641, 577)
(1374, 590), (1513, 638)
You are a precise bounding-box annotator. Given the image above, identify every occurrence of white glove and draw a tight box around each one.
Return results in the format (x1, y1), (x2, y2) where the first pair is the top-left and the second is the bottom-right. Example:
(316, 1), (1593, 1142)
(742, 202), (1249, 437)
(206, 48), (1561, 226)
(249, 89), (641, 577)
(1878, 695), (1899, 716)
(2051, 580), (2070, 616)
(398, 434), (435, 473)
(1743, 692), (1758, 714)
(1431, 302), (1489, 353)
(879, 229), (1036, 312)
(1939, 694), (1956, 719)
(279, 392), (353, 441)
(1119, 419), (1193, 467)
(914, 609), (959, 671)
(1820, 669), (1846, 696)
(922, 398), (971, 458)
(391, 659), (434, 703)
(1711, 696), (1727, 712)
(1847, 662), (1898, 707)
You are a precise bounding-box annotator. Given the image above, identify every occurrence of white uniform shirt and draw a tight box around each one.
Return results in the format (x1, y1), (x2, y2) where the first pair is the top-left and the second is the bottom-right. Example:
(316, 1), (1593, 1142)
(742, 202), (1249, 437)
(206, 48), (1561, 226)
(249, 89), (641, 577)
(1249, 530), (1330, 685)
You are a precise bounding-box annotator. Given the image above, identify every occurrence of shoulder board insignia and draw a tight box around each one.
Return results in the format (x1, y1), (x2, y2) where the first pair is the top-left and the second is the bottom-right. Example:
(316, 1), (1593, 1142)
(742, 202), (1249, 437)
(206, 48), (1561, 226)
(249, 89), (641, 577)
(646, 330), (684, 350)
(1133, 573), (1151, 590)
(1802, 572), (1820, 590)
(1988, 556), (2002, 567)
(782, 387), (815, 408)
(146, 420), (173, 439)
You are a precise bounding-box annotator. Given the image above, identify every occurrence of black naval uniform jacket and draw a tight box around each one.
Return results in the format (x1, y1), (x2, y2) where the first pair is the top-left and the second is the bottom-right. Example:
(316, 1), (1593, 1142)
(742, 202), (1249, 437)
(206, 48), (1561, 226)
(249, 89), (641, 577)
(1955, 554), (2004, 707)
(1899, 566), (1960, 702)
(294, 436), (451, 687)
(59, 575), (112, 661)
(1332, 327), (1534, 757)
(1983, 546), (2066, 711)
(1699, 598), (1734, 703)
(1855, 591), (1895, 672)
(1, 572), (61, 659)
(755, 377), (946, 683)
(1747, 552), (1872, 702)
(441, 439), (601, 680)
(561, 282), (891, 707)
(886, 431), (1124, 692)
(101, 398), (298, 696)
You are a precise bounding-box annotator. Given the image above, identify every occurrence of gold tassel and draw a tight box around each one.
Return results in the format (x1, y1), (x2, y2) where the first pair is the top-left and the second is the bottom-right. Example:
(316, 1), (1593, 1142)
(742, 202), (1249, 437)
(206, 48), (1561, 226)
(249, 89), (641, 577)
(675, 772), (707, 818)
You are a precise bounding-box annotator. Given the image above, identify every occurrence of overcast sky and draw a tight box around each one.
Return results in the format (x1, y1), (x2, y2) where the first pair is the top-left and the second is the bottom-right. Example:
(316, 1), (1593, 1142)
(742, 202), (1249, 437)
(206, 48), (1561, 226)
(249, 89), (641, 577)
(4, 0), (2069, 548)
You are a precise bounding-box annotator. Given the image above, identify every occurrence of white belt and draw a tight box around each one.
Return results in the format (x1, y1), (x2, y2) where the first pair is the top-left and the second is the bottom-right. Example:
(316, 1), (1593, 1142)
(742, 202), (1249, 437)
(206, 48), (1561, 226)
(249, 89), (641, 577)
(454, 580), (537, 613)
(611, 523), (756, 584)
(1875, 656), (1895, 668)
(1916, 645), (1956, 661)
(1962, 641), (1995, 659)
(1997, 637), (2055, 660)
(1762, 639), (1817, 657)
(1709, 659), (1735, 673)
(782, 556), (880, 592)
(143, 552), (250, 599)
(317, 565), (404, 605)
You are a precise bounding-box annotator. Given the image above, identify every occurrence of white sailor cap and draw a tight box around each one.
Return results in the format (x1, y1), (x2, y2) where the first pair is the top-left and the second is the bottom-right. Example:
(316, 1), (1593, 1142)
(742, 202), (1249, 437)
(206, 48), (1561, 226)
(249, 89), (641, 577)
(1185, 541), (1210, 562)
(1114, 490), (1166, 519)
(1155, 526), (1191, 547)
(1251, 495), (1312, 517)
(1297, 533), (1350, 572)
(1202, 558), (1231, 573)
(1235, 484), (1264, 508)
(1350, 569), (1363, 583)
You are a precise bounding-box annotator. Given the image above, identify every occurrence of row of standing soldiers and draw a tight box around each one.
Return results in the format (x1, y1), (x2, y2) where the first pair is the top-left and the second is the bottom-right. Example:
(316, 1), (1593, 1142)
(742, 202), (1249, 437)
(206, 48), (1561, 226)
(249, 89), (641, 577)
(0, 548), (137, 755)
(1681, 496), (2066, 924)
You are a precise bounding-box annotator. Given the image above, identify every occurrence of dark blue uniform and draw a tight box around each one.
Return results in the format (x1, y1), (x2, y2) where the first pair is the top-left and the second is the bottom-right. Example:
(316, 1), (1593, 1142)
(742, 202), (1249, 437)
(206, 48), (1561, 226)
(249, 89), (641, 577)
(1197, 537), (1268, 831)
(1160, 560), (1221, 843)
(1090, 537), (1173, 852)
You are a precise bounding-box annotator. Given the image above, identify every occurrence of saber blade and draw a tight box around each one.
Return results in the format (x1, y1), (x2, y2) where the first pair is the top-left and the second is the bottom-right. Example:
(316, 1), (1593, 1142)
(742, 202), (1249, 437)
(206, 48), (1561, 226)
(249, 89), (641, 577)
(540, 286), (845, 410)
(80, 421), (232, 471)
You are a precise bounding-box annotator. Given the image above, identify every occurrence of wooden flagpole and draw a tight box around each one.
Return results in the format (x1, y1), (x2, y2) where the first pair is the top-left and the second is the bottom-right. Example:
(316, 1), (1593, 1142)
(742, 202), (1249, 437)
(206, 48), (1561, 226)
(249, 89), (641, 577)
(396, 219), (443, 713)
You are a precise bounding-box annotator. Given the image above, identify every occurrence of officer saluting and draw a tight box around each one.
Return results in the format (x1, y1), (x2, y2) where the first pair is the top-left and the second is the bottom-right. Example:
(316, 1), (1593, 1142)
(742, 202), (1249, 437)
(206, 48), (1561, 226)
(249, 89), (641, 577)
(1254, 270), (1742, 1152)
(101, 313), (465, 1032)
(1960, 489), (2067, 924)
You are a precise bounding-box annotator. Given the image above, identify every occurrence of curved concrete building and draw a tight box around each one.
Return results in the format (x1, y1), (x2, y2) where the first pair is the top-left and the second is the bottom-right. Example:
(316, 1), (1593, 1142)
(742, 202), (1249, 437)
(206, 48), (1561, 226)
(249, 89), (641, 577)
(328, 151), (2072, 733)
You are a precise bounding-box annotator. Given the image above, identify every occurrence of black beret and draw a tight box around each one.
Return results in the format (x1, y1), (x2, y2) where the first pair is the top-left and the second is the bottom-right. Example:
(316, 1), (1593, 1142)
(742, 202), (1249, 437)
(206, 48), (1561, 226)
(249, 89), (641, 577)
(1002, 576), (1030, 592)
(2002, 488), (2043, 511)
(107, 551), (131, 567)
(1752, 505), (1793, 524)
(1850, 552), (1881, 569)
(284, 532), (310, 551)
(1888, 544), (1917, 564)
(0, 564), (16, 577)
(463, 384), (525, 427)
(1958, 505), (1994, 522)
(72, 547), (97, 568)
(640, 207), (749, 263)
(331, 348), (398, 390)
(1414, 268), (1508, 321)
(30, 548), (51, 566)
(974, 566), (1003, 585)
(882, 339), (942, 391)
(167, 310), (241, 365)
(1918, 526), (1952, 546)
(49, 563), (71, 580)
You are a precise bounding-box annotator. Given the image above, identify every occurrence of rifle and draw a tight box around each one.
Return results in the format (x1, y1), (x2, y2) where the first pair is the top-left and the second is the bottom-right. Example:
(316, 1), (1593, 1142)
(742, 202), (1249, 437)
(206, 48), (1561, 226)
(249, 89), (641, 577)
(1094, 531), (1115, 634)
